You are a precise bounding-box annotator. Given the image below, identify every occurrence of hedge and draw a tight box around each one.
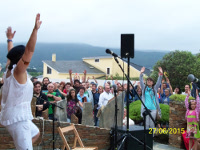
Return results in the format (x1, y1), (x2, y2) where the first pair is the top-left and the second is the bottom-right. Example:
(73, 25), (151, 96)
(129, 100), (169, 124)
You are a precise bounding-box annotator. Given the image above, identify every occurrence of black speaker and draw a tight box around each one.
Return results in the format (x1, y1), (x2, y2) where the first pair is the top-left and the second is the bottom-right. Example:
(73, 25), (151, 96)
(110, 125), (153, 150)
(121, 34), (134, 58)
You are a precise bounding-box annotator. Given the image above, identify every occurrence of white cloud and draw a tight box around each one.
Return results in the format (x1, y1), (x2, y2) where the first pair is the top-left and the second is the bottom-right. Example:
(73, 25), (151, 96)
(0, 0), (200, 53)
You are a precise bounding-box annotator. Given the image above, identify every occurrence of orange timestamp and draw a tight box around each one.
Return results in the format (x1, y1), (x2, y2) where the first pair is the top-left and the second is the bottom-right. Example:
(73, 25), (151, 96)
(149, 128), (185, 134)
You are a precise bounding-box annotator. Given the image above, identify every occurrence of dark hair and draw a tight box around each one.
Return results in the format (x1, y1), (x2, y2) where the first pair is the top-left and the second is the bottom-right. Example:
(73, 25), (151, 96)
(42, 77), (49, 83)
(146, 77), (155, 86)
(67, 89), (79, 103)
(175, 86), (182, 94)
(189, 101), (196, 110)
(60, 81), (65, 86)
(33, 81), (42, 87)
(92, 83), (97, 87)
(74, 79), (80, 84)
(65, 82), (71, 86)
(79, 86), (85, 92)
(31, 77), (38, 82)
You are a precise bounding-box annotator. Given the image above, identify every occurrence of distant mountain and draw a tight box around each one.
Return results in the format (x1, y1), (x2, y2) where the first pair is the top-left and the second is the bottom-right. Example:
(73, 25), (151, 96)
(0, 43), (168, 72)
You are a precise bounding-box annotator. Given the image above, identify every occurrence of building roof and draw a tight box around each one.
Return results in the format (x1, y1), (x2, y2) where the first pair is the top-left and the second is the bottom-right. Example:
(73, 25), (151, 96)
(82, 56), (113, 59)
(43, 60), (105, 74)
(129, 62), (151, 76)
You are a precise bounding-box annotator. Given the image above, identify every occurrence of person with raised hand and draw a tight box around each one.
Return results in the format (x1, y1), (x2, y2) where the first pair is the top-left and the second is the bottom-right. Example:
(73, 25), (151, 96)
(140, 66), (163, 128)
(0, 13), (42, 150)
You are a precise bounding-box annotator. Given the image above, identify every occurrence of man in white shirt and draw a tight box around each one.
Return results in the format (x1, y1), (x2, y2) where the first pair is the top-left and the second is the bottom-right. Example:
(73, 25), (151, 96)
(182, 84), (191, 95)
(98, 85), (114, 109)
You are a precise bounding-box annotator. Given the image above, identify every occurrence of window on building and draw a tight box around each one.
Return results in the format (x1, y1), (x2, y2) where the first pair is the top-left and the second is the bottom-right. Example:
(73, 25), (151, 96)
(107, 68), (110, 75)
(95, 59), (99, 62)
(47, 66), (52, 74)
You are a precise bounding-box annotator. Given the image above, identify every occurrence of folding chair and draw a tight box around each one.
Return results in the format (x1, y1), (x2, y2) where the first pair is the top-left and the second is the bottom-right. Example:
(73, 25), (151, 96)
(58, 124), (98, 150)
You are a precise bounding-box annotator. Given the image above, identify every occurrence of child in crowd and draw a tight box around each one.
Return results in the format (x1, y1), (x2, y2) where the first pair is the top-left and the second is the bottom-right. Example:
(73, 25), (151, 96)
(185, 90), (200, 150)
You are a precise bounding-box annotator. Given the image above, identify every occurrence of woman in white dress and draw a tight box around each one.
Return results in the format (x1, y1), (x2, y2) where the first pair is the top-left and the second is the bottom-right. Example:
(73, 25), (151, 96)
(0, 14), (42, 150)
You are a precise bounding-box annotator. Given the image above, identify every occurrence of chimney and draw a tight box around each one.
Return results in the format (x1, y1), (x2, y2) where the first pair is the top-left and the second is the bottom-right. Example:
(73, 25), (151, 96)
(52, 54), (56, 62)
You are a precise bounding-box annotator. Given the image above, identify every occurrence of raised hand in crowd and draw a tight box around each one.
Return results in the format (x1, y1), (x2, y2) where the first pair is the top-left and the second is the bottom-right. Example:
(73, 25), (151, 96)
(69, 69), (73, 85)
(87, 76), (90, 82)
(140, 67), (145, 74)
(69, 69), (72, 75)
(92, 76), (98, 84)
(158, 67), (163, 74)
(83, 70), (87, 83)
(132, 81), (136, 85)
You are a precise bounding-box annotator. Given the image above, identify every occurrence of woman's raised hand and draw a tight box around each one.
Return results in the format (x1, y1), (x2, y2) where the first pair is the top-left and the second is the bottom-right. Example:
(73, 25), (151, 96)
(34, 13), (42, 30)
(140, 67), (145, 74)
(6, 27), (16, 40)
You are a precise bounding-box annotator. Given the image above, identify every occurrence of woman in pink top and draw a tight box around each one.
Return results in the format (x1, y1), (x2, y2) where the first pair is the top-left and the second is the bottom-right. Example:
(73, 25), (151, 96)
(185, 90), (200, 150)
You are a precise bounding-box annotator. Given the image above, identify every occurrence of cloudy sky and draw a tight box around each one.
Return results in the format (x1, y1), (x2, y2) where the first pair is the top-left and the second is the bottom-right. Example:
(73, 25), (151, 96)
(0, 0), (200, 53)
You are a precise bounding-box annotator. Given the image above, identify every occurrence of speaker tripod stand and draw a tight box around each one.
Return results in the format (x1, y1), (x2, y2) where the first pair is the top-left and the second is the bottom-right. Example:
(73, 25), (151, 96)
(113, 56), (153, 150)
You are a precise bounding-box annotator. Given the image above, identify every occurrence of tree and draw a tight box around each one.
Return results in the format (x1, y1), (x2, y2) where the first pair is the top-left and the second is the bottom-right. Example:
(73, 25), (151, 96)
(151, 50), (200, 91)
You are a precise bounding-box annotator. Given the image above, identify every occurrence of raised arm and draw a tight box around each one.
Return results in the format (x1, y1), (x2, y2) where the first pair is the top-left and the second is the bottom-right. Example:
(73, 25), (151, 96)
(14, 14), (42, 84)
(69, 69), (73, 86)
(161, 80), (164, 94)
(185, 92), (190, 109)
(6, 27), (16, 67)
(92, 76), (98, 84)
(196, 89), (200, 114)
(166, 77), (173, 95)
(86, 76), (90, 82)
(154, 67), (163, 90)
(83, 70), (87, 83)
(139, 67), (145, 90)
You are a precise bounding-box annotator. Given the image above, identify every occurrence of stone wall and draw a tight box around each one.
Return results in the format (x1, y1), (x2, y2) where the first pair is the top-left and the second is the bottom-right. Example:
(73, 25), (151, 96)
(0, 119), (110, 150)
(169, 100), (187, 149)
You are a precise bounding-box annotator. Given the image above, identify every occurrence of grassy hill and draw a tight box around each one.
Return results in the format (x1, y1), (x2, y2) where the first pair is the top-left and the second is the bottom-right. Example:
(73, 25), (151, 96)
(0, 43), (168, 72)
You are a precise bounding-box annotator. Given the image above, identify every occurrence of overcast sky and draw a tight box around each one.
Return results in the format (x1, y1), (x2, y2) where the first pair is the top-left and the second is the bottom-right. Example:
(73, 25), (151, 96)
(0, 0), (200, 53)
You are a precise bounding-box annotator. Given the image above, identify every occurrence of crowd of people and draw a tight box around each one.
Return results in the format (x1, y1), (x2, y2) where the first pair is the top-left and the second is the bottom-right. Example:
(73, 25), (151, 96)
(0, 14), (199, 150)
(27, 66), (195, 127)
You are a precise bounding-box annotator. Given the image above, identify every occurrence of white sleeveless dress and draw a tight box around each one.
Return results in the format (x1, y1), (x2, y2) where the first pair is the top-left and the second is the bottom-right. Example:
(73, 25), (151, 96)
(0, 65), (39, 150)
(0, 65), (33, 125)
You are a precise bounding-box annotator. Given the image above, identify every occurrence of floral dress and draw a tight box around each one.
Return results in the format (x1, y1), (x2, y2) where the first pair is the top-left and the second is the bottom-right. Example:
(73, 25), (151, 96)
(185, 95), (200, 138)
(67, 99), (77, 119)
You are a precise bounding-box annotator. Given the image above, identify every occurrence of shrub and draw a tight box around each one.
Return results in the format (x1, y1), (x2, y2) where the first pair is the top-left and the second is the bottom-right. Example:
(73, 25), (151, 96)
(129, 100), (170, 124)
(129, 101), (143, 124)
(169, 94), (195, 102)
(159, 104), (169, 123)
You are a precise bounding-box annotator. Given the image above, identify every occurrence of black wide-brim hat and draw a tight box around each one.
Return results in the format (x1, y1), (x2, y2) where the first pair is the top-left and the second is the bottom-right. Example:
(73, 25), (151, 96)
(7, 45), (25, 64)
